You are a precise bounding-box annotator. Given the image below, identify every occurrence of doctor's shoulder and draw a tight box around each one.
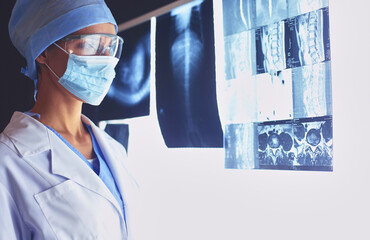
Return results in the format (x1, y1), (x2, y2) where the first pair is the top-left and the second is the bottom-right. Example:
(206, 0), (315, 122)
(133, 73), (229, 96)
(0, 129), (21, 170)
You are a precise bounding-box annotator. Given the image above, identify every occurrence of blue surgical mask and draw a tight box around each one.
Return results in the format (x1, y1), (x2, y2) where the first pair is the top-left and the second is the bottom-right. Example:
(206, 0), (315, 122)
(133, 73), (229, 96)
(45, 43), (119, 105)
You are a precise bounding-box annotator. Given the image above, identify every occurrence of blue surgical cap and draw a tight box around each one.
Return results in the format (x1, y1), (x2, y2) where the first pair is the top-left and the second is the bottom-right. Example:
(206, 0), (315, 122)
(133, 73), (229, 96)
(9, 0), (117, 84)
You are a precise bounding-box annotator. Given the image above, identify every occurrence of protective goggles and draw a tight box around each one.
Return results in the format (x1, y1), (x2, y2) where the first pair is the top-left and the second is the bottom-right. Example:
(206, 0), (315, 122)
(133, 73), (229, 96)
(59, 33), (124, 59)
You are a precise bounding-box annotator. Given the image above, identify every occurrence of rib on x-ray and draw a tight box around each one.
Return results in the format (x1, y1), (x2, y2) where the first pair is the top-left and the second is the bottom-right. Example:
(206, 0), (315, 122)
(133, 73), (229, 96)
(156, 0), (223, 148)
(98, 22), (151, 121)
(221, 0), (332, 171)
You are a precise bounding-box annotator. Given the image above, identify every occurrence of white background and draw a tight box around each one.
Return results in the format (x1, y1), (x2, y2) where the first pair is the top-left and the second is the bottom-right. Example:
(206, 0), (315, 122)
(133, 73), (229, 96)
(124, 1), (370, 239)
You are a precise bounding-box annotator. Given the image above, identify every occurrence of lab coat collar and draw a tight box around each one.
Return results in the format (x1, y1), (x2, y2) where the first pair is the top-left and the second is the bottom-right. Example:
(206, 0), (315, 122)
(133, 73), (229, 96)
(49, 126), (125, 220)
(3, 112), (51, 157)
(4, 112), (125, 223)
(82, 115), (137, 207)
(88, 119), (134, 208)
(49, 115), (126, 221)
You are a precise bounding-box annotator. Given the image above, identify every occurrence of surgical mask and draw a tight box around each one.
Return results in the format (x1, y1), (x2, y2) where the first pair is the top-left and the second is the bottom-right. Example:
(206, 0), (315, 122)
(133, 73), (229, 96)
(45, 43), (119, 105)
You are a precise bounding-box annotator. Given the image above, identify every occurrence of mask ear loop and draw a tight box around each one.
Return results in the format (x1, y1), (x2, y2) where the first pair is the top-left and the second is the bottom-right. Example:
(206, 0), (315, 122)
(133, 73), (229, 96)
(44, 42), (72, 80)
(44, 63), (61, 80)
(53, 42), (70, 55)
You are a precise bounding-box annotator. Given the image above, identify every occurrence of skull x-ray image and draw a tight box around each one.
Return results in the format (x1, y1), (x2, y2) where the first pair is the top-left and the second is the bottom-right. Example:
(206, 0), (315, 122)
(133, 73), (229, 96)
(98, 22), (151, 121)
(156, 0), (223, 148)
(220, 0), (332, 171)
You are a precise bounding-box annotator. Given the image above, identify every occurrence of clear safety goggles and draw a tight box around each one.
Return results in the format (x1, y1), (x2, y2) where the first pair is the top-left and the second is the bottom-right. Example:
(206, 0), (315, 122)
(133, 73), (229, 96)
(59, 33), (124, 59)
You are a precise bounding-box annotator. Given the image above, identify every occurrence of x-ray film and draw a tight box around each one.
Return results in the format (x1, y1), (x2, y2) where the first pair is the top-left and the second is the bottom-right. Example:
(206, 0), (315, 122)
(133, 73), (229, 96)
(222, 78), (258, 124)
(256, 0), (288, 27)
(224, 117), (332, 171)
(258, 120), (295, 169)
(225, 123), (258, 169)
(99, 21), (151, 121)
(288, 0), (329, 17)
(222, 0), (256, 36)
(221, 0), (332, 171)
(156, 0), (223, 148)
(293, 116), (332, 170)
(285, 7), (330, 68)
(256, 69), (293, 122)
(224, 31), (255, 80)
(257, 116), (332, 171)
(292, 61), (332, 118)
(256, 21), (286, 74)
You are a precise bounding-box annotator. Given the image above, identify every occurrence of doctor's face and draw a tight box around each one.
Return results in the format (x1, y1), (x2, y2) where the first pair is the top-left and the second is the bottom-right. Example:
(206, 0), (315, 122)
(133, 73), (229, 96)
(46, 22), (116, 76)
(37, 23), (116, 101)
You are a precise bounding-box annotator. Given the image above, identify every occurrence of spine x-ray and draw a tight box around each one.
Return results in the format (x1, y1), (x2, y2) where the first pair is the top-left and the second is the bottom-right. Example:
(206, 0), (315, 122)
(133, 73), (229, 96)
(221, 0), (333, 171)
(156, 0), (223, 148)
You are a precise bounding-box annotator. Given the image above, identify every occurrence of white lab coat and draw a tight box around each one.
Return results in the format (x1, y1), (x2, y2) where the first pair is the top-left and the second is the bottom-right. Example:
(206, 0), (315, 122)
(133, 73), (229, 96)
(0, 112), (138, 240)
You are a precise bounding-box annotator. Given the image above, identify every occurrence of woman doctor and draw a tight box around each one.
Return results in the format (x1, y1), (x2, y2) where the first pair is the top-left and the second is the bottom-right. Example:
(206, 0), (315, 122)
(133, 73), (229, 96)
(0, 0), (137, 239)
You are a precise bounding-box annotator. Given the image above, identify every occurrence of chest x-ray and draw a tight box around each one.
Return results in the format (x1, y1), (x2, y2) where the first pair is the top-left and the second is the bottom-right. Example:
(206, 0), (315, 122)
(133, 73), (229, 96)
(221, 0), (332, 171)
(98, 22), (151, 121)
(156, 0), (223, 148)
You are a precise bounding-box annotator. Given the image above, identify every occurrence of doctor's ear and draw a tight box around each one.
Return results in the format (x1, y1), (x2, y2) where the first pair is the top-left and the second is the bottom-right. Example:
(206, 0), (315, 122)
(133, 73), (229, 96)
(35, 49), (49, 65)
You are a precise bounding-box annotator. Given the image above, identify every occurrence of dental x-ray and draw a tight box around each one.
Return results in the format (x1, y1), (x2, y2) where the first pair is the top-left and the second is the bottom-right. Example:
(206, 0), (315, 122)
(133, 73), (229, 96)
(156, 0), (223, 148)
(98, 21), (151, 121)
(221, 0), (332, 171)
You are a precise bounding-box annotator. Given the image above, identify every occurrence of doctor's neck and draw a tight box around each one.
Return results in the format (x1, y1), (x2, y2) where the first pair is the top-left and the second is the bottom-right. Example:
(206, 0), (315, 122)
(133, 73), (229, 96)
(30, 73), (87, 136)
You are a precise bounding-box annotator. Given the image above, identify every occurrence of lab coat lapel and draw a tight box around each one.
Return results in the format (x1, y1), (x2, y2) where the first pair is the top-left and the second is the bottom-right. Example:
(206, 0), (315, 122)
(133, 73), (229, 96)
(86, 122), (137, 211)
(48, 129), (123, 216)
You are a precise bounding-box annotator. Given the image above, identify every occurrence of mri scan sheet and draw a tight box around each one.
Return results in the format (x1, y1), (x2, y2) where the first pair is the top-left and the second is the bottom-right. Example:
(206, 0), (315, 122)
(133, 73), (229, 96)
(292, 61), (332, 118)
(156, 0), (223, 148)
(225, 116), (333, 171)
(221, 0), (332, 171)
